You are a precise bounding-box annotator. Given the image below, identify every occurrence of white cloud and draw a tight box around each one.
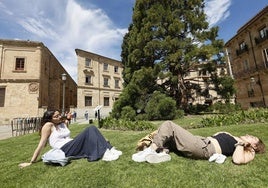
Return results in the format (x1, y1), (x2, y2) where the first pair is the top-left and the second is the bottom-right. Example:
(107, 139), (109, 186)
(0, 2), (13, 15)
(49, 0), (127, 81)
(0, 0), (232, 82)
(18, 17), (59, 39)
(205, 0), (232, 27)
(0, 0), (127, 82)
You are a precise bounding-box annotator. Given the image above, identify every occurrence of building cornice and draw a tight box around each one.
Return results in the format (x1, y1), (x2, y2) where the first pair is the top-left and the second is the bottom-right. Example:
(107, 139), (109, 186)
(75, 48), (122, 64)
(0, 39), (44, 48)
(225, 5), (268, 46)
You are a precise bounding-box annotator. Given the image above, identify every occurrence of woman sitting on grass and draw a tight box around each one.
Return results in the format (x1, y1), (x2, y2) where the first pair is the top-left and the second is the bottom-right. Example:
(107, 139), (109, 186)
(132, 121), (265, 164)
(19, 110), (122, 168)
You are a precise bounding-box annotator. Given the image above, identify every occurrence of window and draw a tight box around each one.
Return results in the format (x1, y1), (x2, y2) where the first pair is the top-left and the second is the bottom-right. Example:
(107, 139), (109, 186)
(104, 97), (109, 106)
(15, 58), (25, 71)
(103, 77), (109, 87)
(199, 70), (209, 76)
(0, 88), (5, 107)
(103, 63), (108, 71)
(248, 84), (255, 97)
(236, 41), (248, 55)
(115, 79), (120, 88)
(85, 75), (92, 85)
(259, 27), (267, 38)
(85, 58), (92, 67)
(263, 48), (268, 67)
(114, 66), (119, 73)
(239, 42), (246, 50)
(219, 68), (225, 75)
(243, 59), (250, 71)
(85, 96), (92, 106)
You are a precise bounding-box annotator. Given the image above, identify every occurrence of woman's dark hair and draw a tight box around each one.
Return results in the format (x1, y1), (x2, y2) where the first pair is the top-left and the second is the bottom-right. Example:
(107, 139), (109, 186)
(42, 110), (56, 124)
(255, 138), (266, 154)
(39, 110), (57, 134)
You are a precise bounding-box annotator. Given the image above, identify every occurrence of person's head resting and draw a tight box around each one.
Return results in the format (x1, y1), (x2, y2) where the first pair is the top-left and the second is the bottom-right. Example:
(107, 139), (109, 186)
(240, 134), (266, 154)
(254, 138), (265, 154)
(40, 110), (62, 133)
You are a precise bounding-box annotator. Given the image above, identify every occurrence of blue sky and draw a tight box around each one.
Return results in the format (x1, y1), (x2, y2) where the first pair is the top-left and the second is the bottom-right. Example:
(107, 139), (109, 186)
(0, 0), (267, 82)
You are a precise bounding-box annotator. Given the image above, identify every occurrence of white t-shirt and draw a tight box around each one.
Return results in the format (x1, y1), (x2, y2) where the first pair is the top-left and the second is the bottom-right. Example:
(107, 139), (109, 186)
(49, 123), (73, 149)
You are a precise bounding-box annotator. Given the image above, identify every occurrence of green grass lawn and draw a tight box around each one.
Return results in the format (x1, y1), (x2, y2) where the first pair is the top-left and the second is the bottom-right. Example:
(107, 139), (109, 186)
(0, 118), (267, 188)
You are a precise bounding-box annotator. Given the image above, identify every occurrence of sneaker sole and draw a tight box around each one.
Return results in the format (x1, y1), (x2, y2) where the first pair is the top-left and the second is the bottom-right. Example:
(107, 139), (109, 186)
(102, 155), (119, 161)
(145, 154), (171, 164)
(132, 155), (147, 162)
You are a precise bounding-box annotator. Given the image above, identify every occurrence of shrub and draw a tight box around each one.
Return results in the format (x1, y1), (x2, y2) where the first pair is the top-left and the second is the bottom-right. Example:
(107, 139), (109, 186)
(200, 108), (268, 127)
(145, 91), (177, 120)
(186, 104), (209, 114)
(207, 102), (241, 114)
(158, 99), (177, 120)
(176, 109), (185, 119)
(121, 106), (136, 121)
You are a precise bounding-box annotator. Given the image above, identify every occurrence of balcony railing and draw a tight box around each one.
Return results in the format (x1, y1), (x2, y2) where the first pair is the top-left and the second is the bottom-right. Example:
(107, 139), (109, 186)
(255, 30), (268, 45)
(236, 45), (249, 56)
(232, 62), (268, 79)
(233, 66), (256, 79)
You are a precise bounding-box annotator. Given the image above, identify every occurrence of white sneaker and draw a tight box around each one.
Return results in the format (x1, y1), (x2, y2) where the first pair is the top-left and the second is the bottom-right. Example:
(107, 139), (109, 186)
(215, 154), (226, 164)
(208, 153), (220, 162)
(102, 149), (119, 161)
(110, 147), (122, 156)
(208, 153), (226, 164)
(145, 152), (171, 164)
(132, 147), (156, 162)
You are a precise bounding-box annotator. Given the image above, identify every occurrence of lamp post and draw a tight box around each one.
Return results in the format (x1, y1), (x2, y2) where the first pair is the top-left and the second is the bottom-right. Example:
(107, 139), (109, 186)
(61, 73), (67, 115)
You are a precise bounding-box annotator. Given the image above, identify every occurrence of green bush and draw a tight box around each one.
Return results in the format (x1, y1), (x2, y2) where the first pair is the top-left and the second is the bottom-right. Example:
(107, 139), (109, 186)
(207, 102), (241, 114)
(200, 108), (268, 127)
(176, 109), (185, 119)
(135, 113), (149, 121)
(145, 91), (177, 120)
(121, 106), (136, 121)
(187, 104), (209, 114)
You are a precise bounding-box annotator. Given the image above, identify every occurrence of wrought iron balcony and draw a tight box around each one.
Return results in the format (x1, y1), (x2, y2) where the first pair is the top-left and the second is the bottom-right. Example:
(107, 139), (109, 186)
(236, 44), (249, 56)
(255, 30), (268, 45)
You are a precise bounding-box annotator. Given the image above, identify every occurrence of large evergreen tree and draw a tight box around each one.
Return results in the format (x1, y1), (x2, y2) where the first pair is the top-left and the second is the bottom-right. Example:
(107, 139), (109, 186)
(112, 0), (234, 118)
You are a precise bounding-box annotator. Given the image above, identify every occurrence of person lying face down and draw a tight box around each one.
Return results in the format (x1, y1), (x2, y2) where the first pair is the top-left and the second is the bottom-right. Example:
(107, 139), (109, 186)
(132, 121), (265, 164)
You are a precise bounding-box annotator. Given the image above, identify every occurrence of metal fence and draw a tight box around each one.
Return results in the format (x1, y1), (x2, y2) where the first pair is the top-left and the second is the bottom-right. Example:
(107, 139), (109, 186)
(11, 117), (42, 137)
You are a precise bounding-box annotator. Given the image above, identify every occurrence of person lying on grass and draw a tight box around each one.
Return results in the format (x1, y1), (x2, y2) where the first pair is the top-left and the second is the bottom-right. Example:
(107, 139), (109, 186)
(132, 121), (265, 164)
(19, 110), (122, 168)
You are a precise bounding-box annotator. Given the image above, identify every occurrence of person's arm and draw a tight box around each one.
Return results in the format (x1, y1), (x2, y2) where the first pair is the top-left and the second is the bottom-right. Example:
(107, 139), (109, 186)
(18, 123), (52, 168)
(232, 142), (255, 165)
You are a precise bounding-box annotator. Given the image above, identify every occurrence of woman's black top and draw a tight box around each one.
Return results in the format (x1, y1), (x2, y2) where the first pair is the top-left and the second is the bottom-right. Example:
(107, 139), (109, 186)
(212, 133), (237, 156)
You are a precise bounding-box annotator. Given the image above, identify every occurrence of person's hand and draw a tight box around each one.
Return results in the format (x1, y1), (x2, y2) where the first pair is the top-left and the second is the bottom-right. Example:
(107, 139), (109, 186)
(235, 141), (250, 147)
(18, 162), (32, 168)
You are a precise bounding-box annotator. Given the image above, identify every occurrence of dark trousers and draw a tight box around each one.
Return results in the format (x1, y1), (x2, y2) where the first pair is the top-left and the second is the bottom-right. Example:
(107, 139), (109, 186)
(61, 125), (112, 161)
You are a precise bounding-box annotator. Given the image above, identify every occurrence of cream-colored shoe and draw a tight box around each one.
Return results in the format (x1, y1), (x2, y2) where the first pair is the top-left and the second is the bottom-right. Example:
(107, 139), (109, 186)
(145, 152), (171, 164)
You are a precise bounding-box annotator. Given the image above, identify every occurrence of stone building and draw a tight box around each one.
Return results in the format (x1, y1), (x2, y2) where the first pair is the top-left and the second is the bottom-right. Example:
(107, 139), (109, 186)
(75, 49), (123, 119)
(0, 39), (77, 125)
(184, 63), (228, 106)
(225, 6), (268, 109)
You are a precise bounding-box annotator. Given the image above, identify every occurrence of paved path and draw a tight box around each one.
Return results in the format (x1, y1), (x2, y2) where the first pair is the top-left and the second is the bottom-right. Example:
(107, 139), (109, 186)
(0, 119), (91, 141)
(0, 125), (12, 140)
